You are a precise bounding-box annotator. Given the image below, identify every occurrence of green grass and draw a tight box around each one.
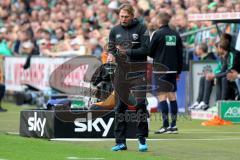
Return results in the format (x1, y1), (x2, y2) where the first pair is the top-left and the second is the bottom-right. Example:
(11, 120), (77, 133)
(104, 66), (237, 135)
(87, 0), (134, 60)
(0, 102), (240, 160)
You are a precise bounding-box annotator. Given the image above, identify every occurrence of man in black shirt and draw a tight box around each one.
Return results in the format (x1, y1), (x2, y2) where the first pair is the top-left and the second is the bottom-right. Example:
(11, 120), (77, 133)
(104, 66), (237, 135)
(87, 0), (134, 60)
(108, 3), (149, 152)
(149, 12), (183, 134)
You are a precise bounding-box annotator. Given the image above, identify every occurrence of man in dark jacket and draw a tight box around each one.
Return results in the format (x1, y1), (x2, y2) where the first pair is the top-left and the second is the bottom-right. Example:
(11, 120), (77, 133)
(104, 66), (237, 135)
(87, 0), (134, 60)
(108, 3), (149, 152)
(149, 12), (183, 134)
(195, 43), (216, 61)
(206, 38), (237, 101)
(189, 43), (217, 110)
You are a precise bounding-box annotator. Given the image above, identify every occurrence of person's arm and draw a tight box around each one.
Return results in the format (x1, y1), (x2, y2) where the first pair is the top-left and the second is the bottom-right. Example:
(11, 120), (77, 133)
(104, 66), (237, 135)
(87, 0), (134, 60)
(232, 51), (240, 73)
(148, 31), (161, 58)
(214, 61), (222, 75)
(126, 25), (150, 57)
(214, 71), (228, 78)
(206, 60), (221, 80)
(227, 70), (239, 81)
(214, 52), (234, 78)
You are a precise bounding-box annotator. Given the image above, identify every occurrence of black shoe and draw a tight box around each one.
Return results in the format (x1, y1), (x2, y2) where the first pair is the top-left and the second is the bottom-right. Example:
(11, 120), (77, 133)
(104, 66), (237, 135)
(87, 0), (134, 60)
(168, 126), (178, 134)
(154, 127), (169, 134)
(0, 108), (7, 112)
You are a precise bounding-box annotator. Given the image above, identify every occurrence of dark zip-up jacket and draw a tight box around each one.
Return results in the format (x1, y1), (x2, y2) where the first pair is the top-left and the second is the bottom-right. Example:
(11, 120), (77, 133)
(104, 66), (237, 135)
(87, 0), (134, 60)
(108, 18), (149, 62)
(149, 25), (183, 75)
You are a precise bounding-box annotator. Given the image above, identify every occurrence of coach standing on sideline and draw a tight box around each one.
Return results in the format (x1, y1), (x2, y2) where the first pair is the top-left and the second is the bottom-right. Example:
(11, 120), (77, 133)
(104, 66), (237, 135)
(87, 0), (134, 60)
(149, 12), (183, 134)
(108, 3), (149, 152)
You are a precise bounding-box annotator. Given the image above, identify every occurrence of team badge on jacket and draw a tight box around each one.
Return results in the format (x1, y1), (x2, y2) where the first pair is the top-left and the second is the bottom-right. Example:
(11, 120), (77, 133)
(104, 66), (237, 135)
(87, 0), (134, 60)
(132, 34), (139, 40)
(116, 34), (122, 39)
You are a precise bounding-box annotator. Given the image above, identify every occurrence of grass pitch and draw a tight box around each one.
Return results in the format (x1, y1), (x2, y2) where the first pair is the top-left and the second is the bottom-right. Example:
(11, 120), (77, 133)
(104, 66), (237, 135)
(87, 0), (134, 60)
(0, 102), (240, 160)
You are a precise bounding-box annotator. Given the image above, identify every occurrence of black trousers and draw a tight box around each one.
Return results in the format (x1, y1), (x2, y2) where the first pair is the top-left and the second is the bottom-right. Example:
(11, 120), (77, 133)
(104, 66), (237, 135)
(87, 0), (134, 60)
(0, 84), (5, 108)
(197, 76), (214, 104)
(0, 84), (5, 100)
(216, 77), (236, 100)
(113, 62), (148, 144)
(114, 95), (148, 144)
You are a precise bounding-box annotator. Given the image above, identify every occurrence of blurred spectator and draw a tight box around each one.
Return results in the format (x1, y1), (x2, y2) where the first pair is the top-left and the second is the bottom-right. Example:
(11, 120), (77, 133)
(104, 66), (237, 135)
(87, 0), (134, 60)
(69, 37), (87, 55)
(206, 36), (237, 101)
(227, 69), (240, 94)
(189, 43), (216, 110)
(0, 0), (238, 60)
(0, 27), (12, 56)
(186, 22), (198, 48)
(14, 28), (39, 55)
(89, 38), (103, 58)
(0, 83), (7, 112)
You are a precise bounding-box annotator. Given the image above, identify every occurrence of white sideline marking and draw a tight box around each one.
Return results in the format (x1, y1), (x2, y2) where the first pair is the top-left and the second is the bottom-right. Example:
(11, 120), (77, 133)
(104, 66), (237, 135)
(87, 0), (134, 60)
(67, 157), (80, 160)
(6, 131), (240, 135)
(7, 131), (240, 135)
(51, 138), (240, 142)
(6, 132), (19, 135)
(1, 120), (20, 122)
(66, 157), (104, 160)
(152, 131), (240, 134)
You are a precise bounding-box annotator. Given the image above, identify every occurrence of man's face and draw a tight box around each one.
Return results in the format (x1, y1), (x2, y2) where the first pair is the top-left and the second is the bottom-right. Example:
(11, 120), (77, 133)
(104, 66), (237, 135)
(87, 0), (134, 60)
(195, 46), (202, 57)
(217, 46), (225, 58)
(156, 18), (163, 28)
(56, 28), (64, 40)
(119, 10), (133, 27)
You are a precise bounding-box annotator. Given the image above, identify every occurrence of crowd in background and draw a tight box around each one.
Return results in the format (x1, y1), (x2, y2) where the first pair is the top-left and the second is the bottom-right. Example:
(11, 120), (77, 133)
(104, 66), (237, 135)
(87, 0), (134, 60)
(0, 0), (239, 61)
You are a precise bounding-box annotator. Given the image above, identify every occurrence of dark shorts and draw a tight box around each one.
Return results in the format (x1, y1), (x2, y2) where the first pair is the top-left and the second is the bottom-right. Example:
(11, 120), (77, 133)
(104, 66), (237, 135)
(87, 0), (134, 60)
(152, 73), (177, 93)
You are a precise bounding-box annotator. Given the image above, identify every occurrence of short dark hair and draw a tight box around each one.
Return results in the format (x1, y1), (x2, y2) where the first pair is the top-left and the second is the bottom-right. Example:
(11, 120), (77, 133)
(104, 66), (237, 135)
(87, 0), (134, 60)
(218, 39), (230, 51)
(198, 43), (208, 53)
(158, 12), (171, 25)
(220, 33), (232, 44)
(118, 3), (135, 16)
